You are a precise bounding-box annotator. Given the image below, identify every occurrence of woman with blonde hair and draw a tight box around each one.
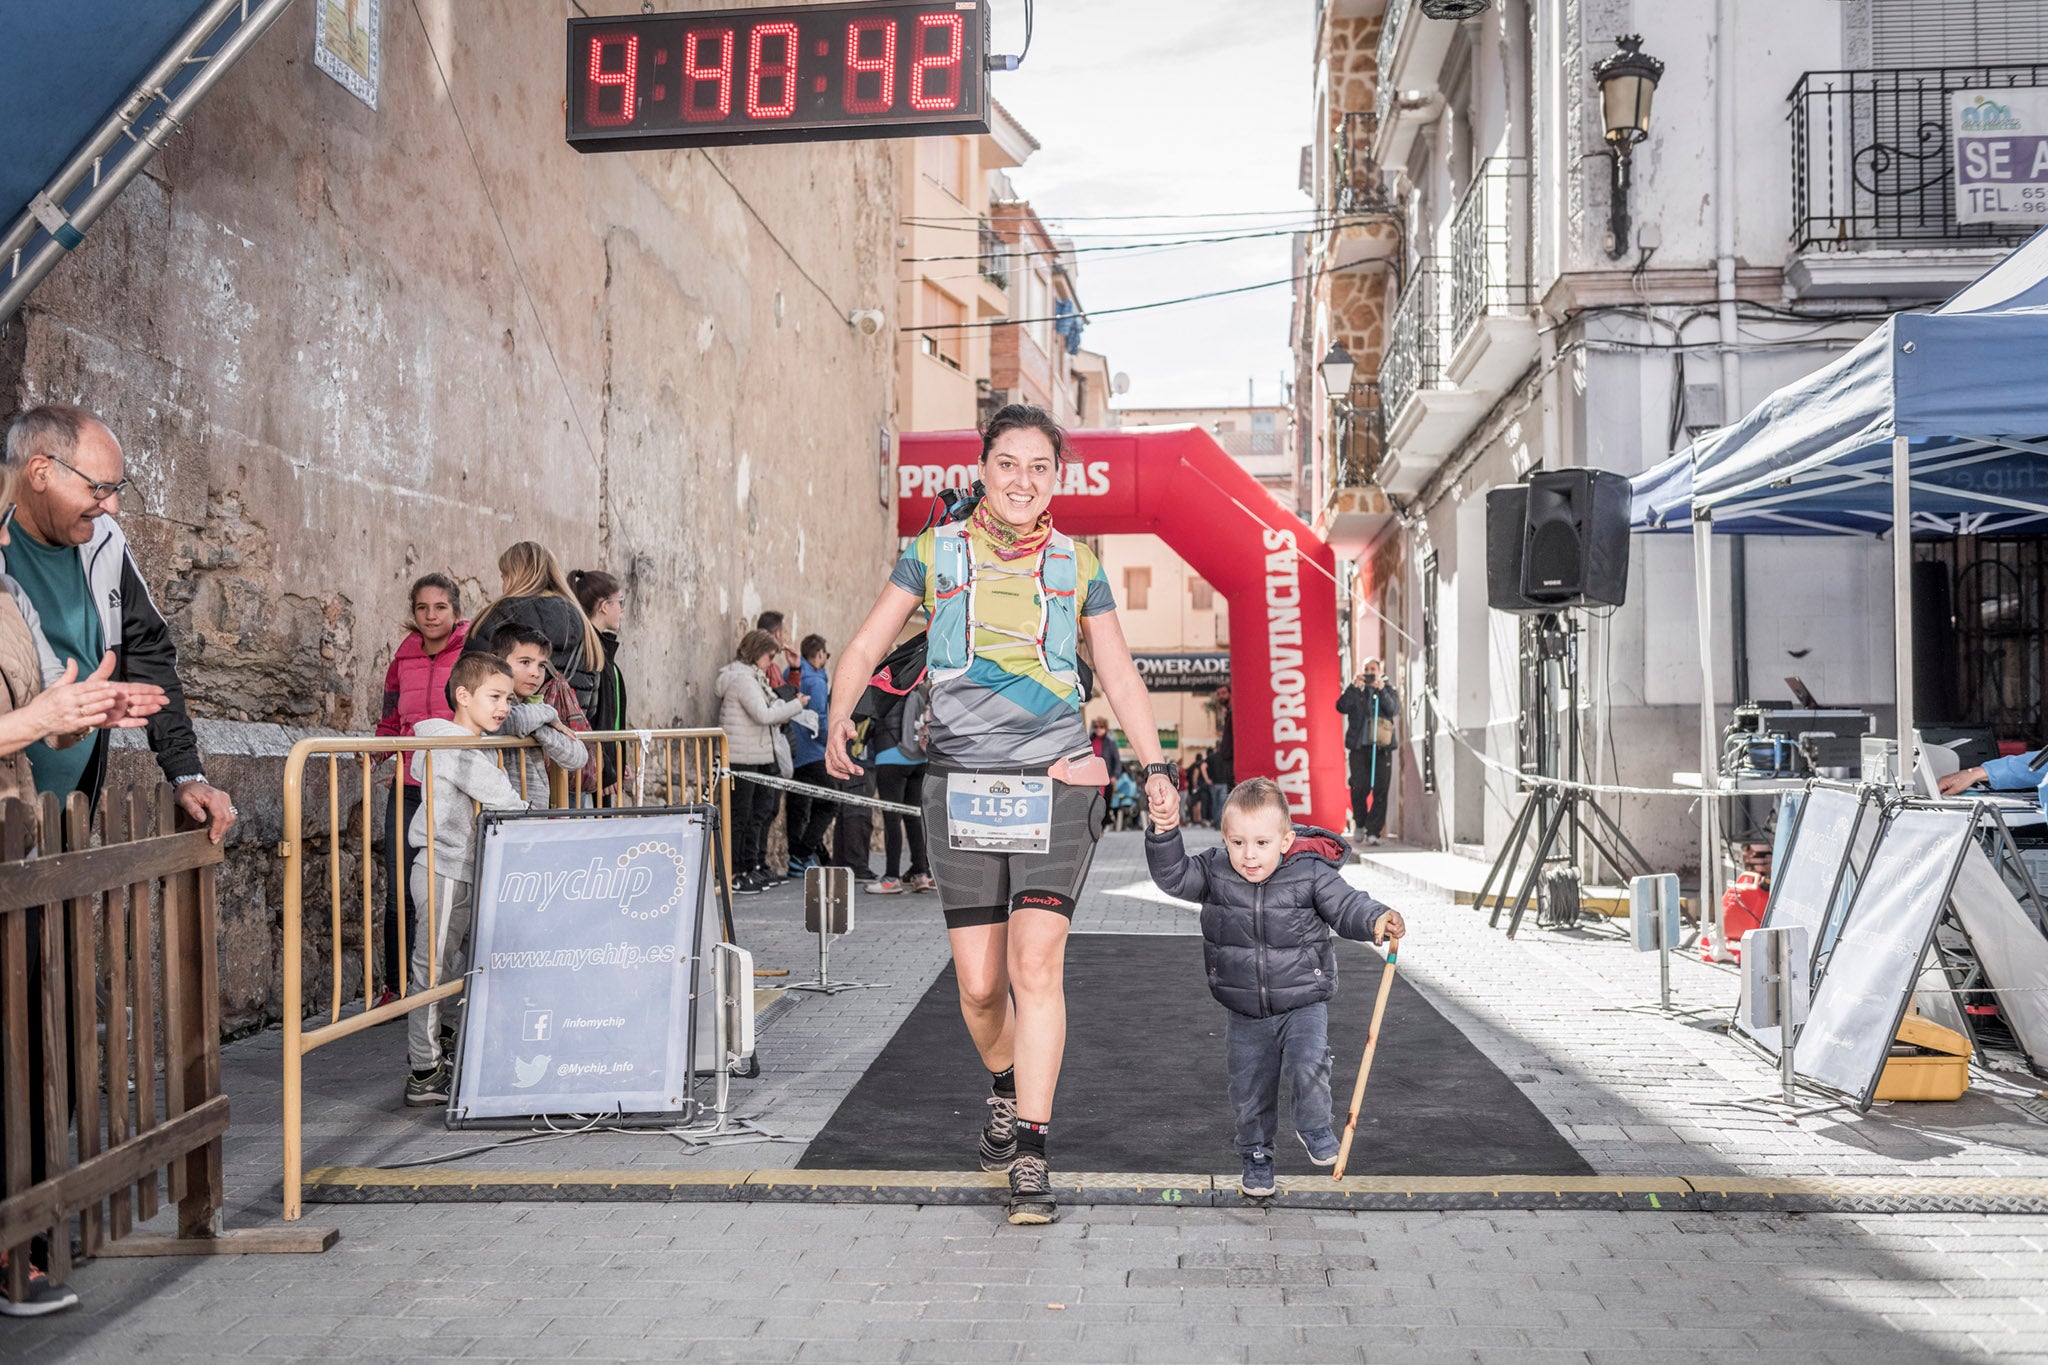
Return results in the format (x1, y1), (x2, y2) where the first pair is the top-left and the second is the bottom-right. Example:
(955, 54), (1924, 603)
(472, 541), (602, 714)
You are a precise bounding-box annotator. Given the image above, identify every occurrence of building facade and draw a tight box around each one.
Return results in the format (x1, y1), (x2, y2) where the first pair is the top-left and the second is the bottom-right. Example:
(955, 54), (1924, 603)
(1300, 0), (2048, 873)
(2, 5), (906, 1029)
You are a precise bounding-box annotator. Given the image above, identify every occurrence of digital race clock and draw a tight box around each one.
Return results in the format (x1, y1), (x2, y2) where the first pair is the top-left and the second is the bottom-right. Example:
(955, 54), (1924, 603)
(566, 1), (991, 152)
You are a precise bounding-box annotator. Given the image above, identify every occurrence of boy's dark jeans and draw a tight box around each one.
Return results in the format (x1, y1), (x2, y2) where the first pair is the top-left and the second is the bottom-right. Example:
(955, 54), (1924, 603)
(1224, 1001), (1333, 1154)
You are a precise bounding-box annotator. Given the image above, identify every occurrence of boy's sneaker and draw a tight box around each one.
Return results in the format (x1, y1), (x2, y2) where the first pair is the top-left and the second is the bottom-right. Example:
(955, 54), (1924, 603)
(1297, 1127), (1341, 1167)
(866, 875), (905, 895)
(1005, 1153), (1059, 1225)
(0, 1265), (78, 1317)
(978, 1093), (1018, 1171)
(908, 873), (936, 893)
(372, 986), (398, 1010)
(732, 870), (764, 896)
(403, 1063), (451, 1107)
(1239, 1147), (1277, 1198)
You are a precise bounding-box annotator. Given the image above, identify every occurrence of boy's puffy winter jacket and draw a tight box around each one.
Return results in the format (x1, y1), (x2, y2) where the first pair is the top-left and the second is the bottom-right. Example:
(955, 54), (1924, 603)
(791, 658), (831, 768)
(715, 660), (807, 764)
(1145, 825), (1393, 1018)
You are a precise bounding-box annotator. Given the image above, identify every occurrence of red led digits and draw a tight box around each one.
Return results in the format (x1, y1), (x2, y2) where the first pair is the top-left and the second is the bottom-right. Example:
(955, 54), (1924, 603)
(682, 27), (734, 122)
(746, 21), (799, 119)
(584, 32), (639, 127)
(843, 17), (897, 114)
(908, 13), (963, 112)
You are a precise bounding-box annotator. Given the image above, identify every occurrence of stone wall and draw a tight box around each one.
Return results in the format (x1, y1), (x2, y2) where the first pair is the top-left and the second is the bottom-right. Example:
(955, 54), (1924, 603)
(2, 4), (905, 1033)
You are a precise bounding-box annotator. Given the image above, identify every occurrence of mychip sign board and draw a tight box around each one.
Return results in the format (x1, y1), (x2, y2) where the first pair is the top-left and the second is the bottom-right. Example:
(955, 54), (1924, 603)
(449, 807), (715, 1124)
(1955, 89), (2048, 224)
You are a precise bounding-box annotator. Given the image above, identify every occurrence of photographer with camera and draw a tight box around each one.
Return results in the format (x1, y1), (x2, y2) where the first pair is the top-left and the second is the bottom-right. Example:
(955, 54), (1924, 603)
(1336, 658), (1400, 844)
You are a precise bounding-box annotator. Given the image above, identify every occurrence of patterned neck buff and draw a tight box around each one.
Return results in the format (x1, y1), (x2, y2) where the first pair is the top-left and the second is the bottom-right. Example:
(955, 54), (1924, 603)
(967, 498), (1054, 562)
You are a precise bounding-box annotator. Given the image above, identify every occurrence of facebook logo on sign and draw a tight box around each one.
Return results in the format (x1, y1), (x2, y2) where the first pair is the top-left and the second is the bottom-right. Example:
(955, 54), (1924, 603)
(522, 1010), (552, 1043)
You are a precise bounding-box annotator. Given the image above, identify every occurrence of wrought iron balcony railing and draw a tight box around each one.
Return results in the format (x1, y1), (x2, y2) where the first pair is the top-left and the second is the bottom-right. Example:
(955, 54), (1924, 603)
(1374, 0), (1410, 128)
(1331, 381), (1386, 491)
(1449, 157), (1530, 344)
(1380, 262), (1446, 427)
(1790, 64), (2048, 251)
(1332, 111), (1396, 218)
(979, 218), (1008, 289)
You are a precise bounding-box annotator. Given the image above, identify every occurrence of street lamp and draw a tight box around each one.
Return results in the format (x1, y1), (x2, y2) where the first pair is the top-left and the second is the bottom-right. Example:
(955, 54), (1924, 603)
(1319, 343), (1357, 401)
(1593, 34), (1664, 259)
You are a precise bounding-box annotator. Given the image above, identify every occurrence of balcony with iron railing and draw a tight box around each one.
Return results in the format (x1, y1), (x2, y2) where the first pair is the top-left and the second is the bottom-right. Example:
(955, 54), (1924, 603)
(978, 218), (1009, 290)
(1445, 156), (1536, 393)
(1370, 0), (1457, 171)
(1331, 381), (1385, 490)
(1376, 260), (1485, 497)
(1324, 111), (1401, 272)
(1319, 380), (1394, 554)
(1788, 65), (2045, 295)
(1373, 0), (1409, 129)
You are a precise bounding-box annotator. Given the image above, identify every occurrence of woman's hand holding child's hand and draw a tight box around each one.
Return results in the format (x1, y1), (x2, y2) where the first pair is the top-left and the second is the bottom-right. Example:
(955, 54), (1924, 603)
(1146, 774), (1179, 832)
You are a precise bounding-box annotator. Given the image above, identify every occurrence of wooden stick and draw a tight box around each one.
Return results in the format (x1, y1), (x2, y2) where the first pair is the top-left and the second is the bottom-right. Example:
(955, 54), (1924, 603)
(1332, 936), (1401, 1181)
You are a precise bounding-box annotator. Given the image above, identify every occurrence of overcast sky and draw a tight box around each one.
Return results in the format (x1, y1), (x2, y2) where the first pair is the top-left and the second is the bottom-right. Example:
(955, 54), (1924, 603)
(986, 1), (1315, 412)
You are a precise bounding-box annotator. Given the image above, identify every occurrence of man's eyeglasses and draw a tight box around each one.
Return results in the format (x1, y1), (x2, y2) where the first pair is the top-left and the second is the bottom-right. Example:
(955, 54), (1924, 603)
(48, 454), (130, 504)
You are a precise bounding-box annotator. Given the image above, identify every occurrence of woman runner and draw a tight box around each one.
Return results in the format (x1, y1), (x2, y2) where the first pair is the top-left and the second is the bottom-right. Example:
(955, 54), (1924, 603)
(826, 404), (1177, 1225)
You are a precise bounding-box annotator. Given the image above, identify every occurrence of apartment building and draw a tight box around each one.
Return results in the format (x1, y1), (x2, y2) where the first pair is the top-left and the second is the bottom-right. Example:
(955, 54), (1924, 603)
(1298, 0), (2048, 872)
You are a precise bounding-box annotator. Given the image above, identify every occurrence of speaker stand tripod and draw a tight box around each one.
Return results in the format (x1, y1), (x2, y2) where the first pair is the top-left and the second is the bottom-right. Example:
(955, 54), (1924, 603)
(1478, 781), (1654, 937)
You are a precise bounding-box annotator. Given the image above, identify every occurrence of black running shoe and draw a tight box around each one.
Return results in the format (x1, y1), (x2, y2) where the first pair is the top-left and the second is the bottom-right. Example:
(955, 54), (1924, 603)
(978, 1093), (1018, 1171)
(1006, 1153), (1058, 1225)
(732, 870), (764, 896)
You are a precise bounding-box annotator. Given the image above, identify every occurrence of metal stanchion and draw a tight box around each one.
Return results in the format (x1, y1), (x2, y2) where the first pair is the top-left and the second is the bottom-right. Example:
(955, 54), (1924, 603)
(671, 942), (795, 1150)
(1721, 924), (1840, 1122)
(1598, 873), (1719, 1019)
(787, 866), (890, 995)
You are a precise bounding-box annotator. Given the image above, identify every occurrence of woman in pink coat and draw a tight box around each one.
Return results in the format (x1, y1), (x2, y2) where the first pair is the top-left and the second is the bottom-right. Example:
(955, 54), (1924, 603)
(373, 573), (469, 1005)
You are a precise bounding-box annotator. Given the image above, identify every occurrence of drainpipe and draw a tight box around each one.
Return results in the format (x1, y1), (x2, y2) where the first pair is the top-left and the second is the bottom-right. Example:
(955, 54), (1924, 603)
(1715, 0), (1745, 702)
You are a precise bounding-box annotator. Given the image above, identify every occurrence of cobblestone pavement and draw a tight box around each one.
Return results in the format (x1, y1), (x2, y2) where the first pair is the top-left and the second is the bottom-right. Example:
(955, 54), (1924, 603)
(12, 829), (2048, 1361)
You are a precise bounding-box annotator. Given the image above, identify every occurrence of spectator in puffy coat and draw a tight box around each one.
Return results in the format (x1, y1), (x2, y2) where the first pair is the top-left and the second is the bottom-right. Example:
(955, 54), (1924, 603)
(716, 628), (814, 893)
(372, 573), (469, 1004)
(472, 541), (602, 715)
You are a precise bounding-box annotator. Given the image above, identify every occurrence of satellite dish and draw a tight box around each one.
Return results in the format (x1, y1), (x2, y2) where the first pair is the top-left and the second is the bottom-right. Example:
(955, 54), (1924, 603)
(1111, 372), (1131, 396)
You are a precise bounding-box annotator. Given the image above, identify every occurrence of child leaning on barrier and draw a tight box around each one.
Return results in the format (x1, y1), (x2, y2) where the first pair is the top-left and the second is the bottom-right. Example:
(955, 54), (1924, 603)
(490, 623), (592, 808)
(1145, 777), (1406, 1199)
(403, 652), (525, 1108)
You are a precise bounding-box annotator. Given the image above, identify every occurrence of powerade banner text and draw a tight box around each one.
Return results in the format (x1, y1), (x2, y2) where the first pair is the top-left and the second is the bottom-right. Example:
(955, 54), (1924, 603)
(1131, 652), (1230, 692)
(896, 426), (1346, 830)
(451, 808), (712, 1122)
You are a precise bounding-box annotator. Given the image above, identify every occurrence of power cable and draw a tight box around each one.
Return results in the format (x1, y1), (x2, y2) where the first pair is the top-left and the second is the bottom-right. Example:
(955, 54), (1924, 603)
(899, 220), (1381, 265)
(697, 149), (850, 320)
(907, 267), (1318, 332)
(411, 0), (624, 545)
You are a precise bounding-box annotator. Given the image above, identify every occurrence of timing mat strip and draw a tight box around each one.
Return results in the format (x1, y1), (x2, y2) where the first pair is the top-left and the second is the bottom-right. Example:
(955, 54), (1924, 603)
(300, 1167), (2048, 1213)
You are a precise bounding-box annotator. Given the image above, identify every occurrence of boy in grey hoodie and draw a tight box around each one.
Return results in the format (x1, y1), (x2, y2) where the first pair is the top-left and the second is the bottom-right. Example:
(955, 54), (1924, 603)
(491, 623), (591, 807)
(403, 652), (524, 1107)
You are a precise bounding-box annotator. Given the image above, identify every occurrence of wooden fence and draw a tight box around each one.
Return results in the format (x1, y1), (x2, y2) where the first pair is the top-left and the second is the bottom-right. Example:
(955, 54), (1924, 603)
(0, 784), (331, 1305)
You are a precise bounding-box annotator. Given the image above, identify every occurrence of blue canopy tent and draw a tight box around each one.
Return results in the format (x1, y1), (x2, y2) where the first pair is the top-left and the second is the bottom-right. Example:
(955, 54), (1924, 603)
(0, 0), (299, 325)
(1628, 228), (2048, 945)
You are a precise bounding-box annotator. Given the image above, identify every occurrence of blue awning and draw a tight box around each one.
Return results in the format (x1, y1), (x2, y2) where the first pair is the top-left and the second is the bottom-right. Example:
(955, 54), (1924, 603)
(1, 2), (214, 239)
(1631, 228), (2048, 536)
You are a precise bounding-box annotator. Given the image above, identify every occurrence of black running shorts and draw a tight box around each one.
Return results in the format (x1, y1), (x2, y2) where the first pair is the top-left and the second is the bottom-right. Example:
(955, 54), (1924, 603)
(920, 773), (1105, 928)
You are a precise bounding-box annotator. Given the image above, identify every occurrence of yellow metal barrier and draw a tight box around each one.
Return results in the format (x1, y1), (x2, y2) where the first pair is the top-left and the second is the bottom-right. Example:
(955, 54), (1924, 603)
(277, 728), (729, 1219)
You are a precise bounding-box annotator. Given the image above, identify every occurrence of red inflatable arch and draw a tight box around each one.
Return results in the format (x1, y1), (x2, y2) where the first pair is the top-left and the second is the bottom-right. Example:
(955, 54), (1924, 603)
(897, 426), (1346, 832)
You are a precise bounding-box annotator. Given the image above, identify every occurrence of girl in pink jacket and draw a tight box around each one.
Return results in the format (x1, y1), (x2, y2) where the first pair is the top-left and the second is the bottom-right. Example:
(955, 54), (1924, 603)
(373, 574), (470, 1005)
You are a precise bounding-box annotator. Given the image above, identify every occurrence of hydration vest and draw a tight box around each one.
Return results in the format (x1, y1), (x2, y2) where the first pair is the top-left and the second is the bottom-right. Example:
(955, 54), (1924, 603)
(925, 522), (1081, 688)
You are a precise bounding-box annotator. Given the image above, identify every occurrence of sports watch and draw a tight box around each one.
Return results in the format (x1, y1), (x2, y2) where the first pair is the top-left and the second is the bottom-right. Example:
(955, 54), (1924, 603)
(1144, 763), (1177, 781)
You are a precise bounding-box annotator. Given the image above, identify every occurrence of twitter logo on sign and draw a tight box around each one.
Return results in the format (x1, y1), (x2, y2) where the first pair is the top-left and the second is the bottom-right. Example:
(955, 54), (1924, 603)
(512, 1054), (551, 1088)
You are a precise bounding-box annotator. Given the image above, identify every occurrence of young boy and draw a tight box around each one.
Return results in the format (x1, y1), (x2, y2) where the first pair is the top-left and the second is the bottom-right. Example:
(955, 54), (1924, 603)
(491, 623), (592, 808)
(1146, 777), (1406, 1197)
(403, 652), (526, 1106)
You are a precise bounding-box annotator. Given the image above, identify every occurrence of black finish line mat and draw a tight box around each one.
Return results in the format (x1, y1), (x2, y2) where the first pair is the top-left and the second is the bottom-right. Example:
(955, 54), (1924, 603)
(796, 934), (1594, 1177)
